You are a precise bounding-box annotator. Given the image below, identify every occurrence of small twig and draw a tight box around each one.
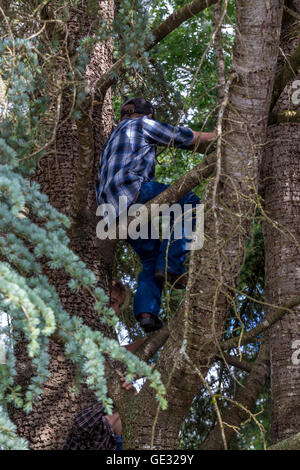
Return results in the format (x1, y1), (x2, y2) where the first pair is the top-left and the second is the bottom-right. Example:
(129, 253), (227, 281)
(283, 4), (300, 21)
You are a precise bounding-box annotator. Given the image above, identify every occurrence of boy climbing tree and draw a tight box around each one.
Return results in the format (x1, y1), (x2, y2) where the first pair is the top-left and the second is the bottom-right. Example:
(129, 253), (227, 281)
(96, 97), (216, 332)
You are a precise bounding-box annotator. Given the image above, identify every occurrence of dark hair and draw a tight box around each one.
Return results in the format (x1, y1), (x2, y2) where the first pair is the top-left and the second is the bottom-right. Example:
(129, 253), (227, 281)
(121, 97), (155, 119)
(111, 279), (130, 311)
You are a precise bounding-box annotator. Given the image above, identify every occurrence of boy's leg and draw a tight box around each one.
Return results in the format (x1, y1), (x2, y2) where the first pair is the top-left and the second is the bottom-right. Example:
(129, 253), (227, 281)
(130, 181), (200, 285)
(127, 234), (164, 331)
(127, 182), (200, 328)
(155, 190), (201, 281)
(126, 182), (169, 331)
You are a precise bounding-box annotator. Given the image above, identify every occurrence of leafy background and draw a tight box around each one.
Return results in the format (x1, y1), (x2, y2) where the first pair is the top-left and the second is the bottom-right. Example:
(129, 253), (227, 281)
(0, 0), (269, 449)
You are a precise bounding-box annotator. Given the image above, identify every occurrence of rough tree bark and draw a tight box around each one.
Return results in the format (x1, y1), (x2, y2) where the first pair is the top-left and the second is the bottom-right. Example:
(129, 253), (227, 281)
(119, 0), (284, 450)
(8, 0), (293, 450)
(9, 0), (116, 450)
(268, 432), (300, 450)
(8, 0), (220, 450)
(262, 0), (300, 445)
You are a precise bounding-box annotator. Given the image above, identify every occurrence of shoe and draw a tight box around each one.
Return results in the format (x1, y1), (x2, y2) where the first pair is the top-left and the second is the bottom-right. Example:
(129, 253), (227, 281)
(155, 270), (187, 290)
(137, 313), (163, 333)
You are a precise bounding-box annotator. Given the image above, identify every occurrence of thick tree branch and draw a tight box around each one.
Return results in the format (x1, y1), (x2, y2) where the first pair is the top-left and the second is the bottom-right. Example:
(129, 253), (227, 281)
(221, 295), (300, 351)
(201, 339), (270, 450)
(268, 109), (300, 124)
(148, 0), (218, 51)
(268, 432), (300, 450)
(215, 352), (253, 373)
(93, 0), (218, 98)
(70, 109), (95, 225)
(284, 4), (300, 21)
(73, 0), (218, 224)
(135, 324), (170, 362)
(95, 149), (216, 257)
(270, 42), (300, 111)
(142, 150), (216, 208)
(133, 325), (254, 372)
(213, 1), (226, 104)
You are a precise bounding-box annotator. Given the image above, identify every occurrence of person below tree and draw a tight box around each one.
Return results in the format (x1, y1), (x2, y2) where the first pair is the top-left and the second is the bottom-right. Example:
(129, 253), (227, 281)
(62, 281), (145, 450)
(96, 97), (216, 332)
(61, 374), (138, 451)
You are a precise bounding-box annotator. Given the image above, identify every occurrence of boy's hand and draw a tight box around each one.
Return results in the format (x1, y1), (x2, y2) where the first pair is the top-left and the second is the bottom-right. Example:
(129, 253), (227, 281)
(120, 375), (138, 395)
(189, 130), (216, 153)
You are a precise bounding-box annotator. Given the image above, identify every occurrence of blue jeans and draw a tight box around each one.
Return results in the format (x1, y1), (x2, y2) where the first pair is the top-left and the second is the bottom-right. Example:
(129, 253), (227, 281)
(127, 181), (200, 320)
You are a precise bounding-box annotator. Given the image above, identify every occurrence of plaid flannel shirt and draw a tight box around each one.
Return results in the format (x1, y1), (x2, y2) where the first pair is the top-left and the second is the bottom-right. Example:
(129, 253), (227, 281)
(96, 116), (194, 219)
(62, 402), (117, 450)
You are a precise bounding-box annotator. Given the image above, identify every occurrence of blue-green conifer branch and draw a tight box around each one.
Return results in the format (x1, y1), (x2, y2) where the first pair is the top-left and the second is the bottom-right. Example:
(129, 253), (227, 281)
(0, 2), (169, 449)
(0, 165), (167, 449)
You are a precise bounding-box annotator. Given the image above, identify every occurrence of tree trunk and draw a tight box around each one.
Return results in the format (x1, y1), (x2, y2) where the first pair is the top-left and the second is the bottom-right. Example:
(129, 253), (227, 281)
(122, 0), (283, 450)
(9, 0), (115, 450)
(8, 0), (295, 450)
(262, 0), (300, 445)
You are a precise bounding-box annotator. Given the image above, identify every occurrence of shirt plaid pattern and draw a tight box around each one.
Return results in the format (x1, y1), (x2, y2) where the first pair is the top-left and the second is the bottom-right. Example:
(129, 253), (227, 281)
(62, 402), (117, 450)
(96, 116), (194, 219)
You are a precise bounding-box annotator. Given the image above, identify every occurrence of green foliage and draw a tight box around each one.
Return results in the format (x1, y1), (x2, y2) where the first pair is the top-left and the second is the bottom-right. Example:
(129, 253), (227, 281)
(0, 405), (28, 450)
(0, 38), (47, 174)
(113, 1), (269, 449)
(0, 0), (269, 451)
(0, 4), (172, 447)
(0, 164), (167, 448)
(114, 0), (153, 62)
(223, 217), (265, 344)
(229, 381), (271, 450)
(116, 0), (235, 128)
(179, 364), (270, 450)
(178, 216), (266, 449)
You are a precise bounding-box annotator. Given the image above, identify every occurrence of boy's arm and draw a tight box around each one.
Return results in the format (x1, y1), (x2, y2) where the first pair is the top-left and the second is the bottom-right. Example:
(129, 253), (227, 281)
(143, 117), (216, 152)
(188, 130), (217, 153)
(192, 130), (216, 144)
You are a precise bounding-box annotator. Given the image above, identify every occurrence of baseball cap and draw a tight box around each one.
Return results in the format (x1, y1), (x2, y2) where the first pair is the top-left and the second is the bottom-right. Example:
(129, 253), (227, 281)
(120, 97), (155, 119)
